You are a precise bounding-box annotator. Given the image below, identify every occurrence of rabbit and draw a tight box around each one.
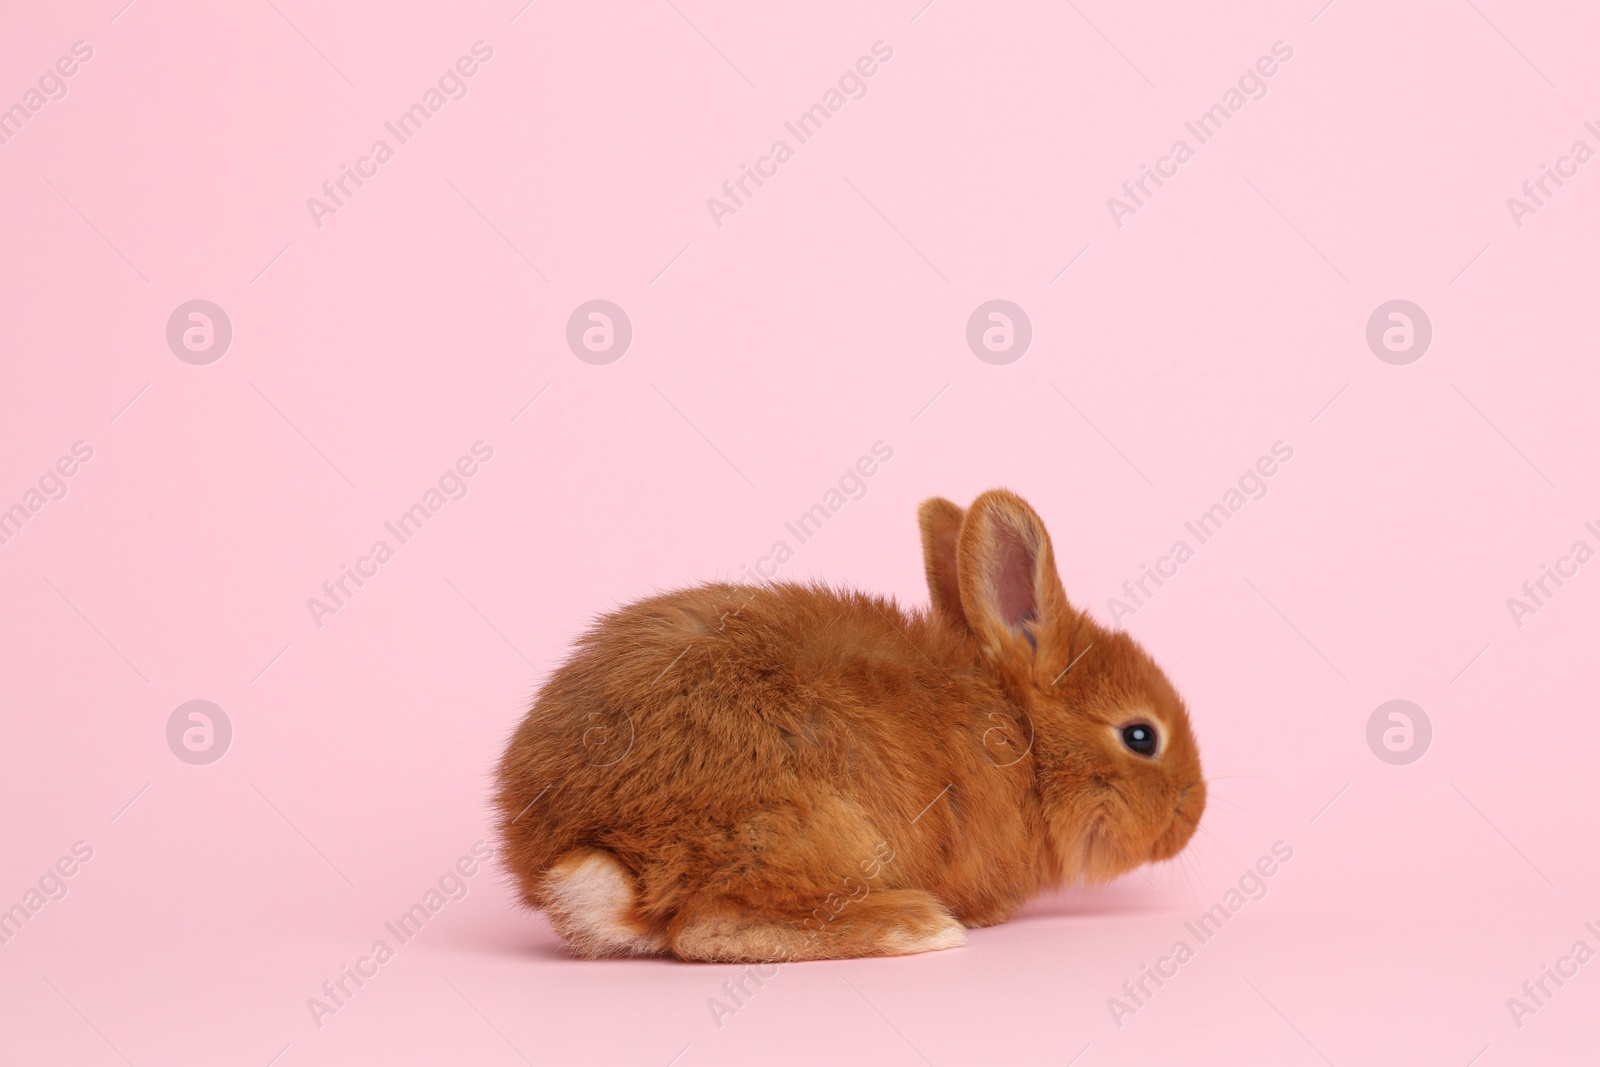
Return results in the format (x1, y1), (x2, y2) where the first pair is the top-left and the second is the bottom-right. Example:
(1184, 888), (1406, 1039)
(494, 488), (1205, 961)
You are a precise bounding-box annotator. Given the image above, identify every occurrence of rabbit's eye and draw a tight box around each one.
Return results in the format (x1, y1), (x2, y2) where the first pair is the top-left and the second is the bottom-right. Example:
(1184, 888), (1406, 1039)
(1121, 723), (1158, 756)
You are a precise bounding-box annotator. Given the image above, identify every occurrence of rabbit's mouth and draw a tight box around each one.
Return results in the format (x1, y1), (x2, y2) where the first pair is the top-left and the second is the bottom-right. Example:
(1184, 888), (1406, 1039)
(1148, 782), (1206, 862)
(1058, 779), (1205, 881)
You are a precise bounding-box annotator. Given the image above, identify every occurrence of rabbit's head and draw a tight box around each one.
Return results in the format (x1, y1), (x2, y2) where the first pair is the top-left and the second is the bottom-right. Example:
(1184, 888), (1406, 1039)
(920, 490), (1206, 884)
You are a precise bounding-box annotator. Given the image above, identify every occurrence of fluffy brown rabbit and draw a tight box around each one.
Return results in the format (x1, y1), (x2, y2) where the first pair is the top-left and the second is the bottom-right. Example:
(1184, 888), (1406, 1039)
(494, 489), (1205, 961)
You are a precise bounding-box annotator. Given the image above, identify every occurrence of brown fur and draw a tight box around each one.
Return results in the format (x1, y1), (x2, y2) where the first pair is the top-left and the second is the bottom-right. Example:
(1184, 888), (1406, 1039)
(494, 489), (1206, 961)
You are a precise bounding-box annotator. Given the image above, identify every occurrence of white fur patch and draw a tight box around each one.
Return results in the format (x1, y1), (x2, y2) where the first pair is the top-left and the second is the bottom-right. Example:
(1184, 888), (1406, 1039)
(543, 852), (661, 957)
(881, 915), (966, 955)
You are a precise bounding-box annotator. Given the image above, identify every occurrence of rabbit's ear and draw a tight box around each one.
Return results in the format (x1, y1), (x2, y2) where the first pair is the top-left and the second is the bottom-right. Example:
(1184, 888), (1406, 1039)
(957, 490), (1071, 658)
(918, 497), (968, 629)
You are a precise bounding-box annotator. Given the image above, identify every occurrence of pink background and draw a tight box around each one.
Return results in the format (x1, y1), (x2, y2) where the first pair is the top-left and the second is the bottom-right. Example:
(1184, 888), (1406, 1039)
(3, 0), (1598, 1063)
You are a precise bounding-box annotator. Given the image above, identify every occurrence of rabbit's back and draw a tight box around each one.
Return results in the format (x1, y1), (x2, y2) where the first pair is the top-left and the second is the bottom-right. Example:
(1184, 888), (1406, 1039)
(494, 581), (990, 906)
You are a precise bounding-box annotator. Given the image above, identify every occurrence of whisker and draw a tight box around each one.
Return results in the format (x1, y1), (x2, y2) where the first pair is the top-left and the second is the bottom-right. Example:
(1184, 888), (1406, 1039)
(1177, 853), (1198, 898)
(1176, 843), (1208, 899)
(1204, 793), (1271, 827)
(1203, 796), (1267, 825)
(1197, 823), (1243, 869)
(1196, 808), (1263, 837)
